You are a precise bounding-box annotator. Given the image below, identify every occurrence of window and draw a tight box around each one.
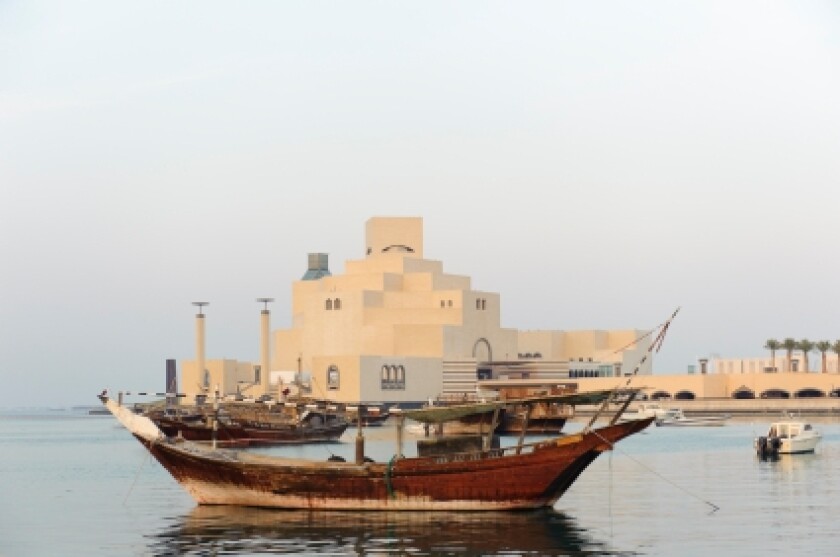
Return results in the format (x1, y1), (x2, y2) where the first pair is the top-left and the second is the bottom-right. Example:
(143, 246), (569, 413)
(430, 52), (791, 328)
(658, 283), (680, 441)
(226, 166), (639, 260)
(381, 363), (406, 390)
(481, 299), (486, 310)
(334, 298), (341, 310)
(254, 365), (261, 383)
(325, 299), (333, 310)
(476, 299), (481, 309)
(327, 365), (340, 390)
(203, 370), (210, 389)
(440, 300), (445, 308)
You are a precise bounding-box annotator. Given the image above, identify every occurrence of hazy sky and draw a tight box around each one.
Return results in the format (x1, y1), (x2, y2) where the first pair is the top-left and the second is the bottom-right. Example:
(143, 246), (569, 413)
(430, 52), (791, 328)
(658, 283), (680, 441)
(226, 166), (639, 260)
(2, 1), (839, 408)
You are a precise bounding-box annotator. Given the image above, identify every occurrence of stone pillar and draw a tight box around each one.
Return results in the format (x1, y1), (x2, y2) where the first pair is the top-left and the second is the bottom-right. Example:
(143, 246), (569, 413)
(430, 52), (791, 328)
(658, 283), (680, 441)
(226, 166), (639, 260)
(257, 298), (274, 393)
(193, 302), (208, 389)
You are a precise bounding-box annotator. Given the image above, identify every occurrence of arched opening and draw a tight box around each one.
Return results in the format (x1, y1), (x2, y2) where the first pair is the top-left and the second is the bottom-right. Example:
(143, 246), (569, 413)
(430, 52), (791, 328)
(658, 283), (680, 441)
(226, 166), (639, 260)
(760, 389), (790, 399)
(830, 388), (840, 398)
(675, 391), (696, 400)
(651, 390), (671, 400)
(382, 244), (414, 253)
(334, 298), (341, 310)
(795, 388), (825, 398)
(732, 388), (755, 399)
(472, 338), (492, 363)
(325, 299), (333, 310)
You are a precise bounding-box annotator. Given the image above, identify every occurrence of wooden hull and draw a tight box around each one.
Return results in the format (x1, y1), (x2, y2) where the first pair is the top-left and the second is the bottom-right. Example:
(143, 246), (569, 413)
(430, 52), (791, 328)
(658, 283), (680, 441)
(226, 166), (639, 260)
(136, 418), (652, 510)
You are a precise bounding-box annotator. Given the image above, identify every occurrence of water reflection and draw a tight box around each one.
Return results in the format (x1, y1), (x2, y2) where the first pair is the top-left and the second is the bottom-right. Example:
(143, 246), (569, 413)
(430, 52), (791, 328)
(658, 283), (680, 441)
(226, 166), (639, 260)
(148, 505), (636, 556)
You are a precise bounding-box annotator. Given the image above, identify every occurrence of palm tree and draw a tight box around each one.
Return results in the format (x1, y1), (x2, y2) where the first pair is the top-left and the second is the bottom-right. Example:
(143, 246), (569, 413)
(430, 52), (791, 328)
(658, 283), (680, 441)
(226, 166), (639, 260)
(832, 340), (840, 373)
(781, 338), (797, 372)
(815, 341), (831, 373)
(764, 339), (780, 372)
(798, 339), (814, 373)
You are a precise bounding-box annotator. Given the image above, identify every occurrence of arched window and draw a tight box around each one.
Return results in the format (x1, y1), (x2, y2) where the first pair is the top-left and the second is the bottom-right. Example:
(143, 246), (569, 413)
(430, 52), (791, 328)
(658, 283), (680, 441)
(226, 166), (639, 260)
(334, 298), (341, 310)
(203, 370), (210, 389)
(675, 391), (696, 400)
(327, 365), (340, 390)
(732, 388), (755, 399)
(381, 363), (406, 390)
(761, 389), (790, 399)
(796, 388), (825, 398)
(325, 299), (333, 310)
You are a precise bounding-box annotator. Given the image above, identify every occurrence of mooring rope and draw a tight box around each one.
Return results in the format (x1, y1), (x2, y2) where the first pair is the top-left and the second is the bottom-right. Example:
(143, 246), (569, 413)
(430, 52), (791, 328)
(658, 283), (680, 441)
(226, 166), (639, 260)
(123, 450), (152, 506)
(592, 429), (720, 514)
(385, 454), (398, 498)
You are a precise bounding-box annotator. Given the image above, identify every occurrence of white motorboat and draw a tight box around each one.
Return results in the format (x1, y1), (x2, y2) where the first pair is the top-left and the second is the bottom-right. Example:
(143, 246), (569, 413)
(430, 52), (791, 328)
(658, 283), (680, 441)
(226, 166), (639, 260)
(654, 408), (730, 427)
(755, 421), (821, 457)
(620, 403), (670, 421)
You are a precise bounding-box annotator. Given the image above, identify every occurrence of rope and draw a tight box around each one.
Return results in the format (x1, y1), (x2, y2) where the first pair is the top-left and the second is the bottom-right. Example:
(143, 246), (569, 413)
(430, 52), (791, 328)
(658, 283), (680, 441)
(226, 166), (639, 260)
(584, 307), (681, 433)
(592, 429), (720, 514)
(385, 454), (398, 499)
(122, 450), (152, 506)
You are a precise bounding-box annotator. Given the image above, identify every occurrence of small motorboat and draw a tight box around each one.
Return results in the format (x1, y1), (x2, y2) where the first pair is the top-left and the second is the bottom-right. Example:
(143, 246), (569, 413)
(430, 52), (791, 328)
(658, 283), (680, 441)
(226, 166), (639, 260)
(619, 403), (670, 422)
(654, 408), (730, 427)
(755, 421), (821, 457)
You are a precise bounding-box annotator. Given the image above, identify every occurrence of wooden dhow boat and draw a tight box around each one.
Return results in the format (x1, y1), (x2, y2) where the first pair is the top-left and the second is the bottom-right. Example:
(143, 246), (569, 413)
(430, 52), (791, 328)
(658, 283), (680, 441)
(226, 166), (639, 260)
(99, 389), (652, 511)
(144, 402), (349, 447)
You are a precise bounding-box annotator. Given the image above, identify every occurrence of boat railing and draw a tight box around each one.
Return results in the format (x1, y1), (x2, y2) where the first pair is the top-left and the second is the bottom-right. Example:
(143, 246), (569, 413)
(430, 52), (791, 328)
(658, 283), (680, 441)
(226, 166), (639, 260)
(429, 439), (549, 465)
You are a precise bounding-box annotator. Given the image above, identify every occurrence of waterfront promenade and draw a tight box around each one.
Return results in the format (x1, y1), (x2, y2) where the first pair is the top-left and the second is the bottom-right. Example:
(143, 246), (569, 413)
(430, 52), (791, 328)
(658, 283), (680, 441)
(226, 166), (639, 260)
(577, 397), (840, 417)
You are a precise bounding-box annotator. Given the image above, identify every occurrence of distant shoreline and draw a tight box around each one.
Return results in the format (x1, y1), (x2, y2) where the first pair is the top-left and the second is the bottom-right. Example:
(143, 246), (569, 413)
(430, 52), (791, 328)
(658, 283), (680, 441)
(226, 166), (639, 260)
(575, 397), (840, 418)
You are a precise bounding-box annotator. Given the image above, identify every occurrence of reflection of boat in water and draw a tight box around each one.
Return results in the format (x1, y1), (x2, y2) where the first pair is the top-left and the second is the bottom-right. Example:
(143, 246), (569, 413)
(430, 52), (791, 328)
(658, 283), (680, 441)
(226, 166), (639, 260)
(654, 408), (730, 427)
(755, 420), (822, 458)
(99, 389), (652, 510)
(149, 505), (618, 556)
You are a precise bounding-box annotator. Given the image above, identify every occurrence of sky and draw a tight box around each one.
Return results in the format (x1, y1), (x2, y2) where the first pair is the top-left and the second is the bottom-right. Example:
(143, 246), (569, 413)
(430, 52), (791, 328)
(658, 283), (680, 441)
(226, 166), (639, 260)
(2, 1), (839, 408)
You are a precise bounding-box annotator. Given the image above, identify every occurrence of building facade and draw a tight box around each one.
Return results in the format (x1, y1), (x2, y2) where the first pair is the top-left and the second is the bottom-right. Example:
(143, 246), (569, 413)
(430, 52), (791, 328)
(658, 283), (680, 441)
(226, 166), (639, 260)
(180, 217), (648, 404)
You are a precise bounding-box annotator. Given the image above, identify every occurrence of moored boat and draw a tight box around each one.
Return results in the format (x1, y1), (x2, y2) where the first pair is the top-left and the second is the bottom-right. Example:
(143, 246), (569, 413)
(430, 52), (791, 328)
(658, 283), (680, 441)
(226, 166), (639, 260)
(145, 403), (348, 447)
(619, 403), (669, 421)
(654, 408), (730, 427)
(99, 389), (653, 511)
(755, 421), (821, 457)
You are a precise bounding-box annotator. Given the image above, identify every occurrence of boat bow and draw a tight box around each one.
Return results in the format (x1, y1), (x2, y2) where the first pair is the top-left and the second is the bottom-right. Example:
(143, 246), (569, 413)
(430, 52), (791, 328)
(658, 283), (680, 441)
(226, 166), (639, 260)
(99, 394), (165, 444)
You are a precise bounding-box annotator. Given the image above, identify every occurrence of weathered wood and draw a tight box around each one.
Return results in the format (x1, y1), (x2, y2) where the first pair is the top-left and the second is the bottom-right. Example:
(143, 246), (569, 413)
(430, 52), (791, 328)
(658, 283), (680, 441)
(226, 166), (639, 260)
(103, 395), (652, 510)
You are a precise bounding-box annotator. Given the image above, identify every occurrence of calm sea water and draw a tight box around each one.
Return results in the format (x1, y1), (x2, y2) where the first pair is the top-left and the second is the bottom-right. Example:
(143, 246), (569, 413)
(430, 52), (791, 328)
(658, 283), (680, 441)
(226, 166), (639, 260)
(1, 409), (838, 556)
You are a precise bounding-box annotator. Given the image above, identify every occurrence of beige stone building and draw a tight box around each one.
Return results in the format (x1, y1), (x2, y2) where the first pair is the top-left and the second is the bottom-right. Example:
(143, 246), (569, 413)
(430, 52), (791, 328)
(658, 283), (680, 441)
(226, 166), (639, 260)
(181, 217), (648, 404)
